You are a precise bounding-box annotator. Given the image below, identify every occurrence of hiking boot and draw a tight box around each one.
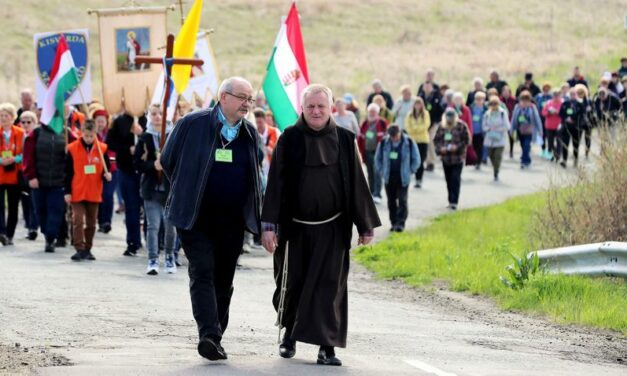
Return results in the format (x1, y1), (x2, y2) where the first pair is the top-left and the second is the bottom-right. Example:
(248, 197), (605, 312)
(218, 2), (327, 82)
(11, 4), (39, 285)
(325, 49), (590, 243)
(146, 259), (159, 275)
(317, 346), (342, 366)
(165, 254), (177, 274)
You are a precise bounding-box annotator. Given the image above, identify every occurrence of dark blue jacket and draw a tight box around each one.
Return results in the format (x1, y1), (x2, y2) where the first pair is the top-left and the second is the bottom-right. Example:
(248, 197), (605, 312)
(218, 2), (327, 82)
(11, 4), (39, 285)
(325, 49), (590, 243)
(160, 105), (262, 233)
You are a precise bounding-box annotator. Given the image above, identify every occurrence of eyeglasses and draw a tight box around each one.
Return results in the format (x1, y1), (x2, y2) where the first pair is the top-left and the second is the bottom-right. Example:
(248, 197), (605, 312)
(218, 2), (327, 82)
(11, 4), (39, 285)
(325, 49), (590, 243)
(225, 92), (255, 104)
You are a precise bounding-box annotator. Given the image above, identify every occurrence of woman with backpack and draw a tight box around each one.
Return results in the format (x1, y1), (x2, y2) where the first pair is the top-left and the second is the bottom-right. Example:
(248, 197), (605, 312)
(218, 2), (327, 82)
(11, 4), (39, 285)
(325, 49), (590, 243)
(510, 91), (543, 169)
(482, 97), (511, 181)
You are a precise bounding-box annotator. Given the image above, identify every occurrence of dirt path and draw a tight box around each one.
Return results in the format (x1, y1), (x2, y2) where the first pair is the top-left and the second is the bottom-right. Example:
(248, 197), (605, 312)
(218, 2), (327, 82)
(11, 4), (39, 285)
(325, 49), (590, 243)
(0, 149), (625, 375)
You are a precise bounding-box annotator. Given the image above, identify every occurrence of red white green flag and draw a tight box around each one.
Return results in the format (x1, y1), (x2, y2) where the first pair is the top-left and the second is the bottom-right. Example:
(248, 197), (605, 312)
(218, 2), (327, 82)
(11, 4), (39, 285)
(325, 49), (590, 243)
(40, 35), (80, 134)
(262, 3), (310, 130)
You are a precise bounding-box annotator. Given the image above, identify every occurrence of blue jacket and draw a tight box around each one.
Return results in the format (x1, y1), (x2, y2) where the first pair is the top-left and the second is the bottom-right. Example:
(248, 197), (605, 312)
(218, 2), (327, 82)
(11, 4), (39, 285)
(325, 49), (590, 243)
(160, 105), (262, 233)
(374, 133), (420, 187)
(511, 104), (543, 139)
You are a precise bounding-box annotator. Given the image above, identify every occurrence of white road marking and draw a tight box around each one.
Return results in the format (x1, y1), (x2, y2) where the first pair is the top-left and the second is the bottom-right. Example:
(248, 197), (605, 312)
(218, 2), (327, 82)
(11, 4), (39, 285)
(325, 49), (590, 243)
(404, 359), (458, 376)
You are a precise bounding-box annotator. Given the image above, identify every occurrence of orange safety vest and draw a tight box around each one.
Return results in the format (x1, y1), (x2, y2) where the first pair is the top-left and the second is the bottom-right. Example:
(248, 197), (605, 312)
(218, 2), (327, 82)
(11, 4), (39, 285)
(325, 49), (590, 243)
(67, 140), (107, 203)
(0, 126), (24, 185)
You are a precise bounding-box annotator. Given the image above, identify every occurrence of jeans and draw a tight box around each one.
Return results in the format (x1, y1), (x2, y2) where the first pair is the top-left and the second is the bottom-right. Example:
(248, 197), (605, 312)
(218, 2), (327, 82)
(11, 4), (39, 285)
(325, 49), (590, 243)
(443, 163), (463, 205)
(365, 150), (381, 197)
(71, 201), (99, 251)
(385, 175), (409, 228)
(144, 199), (176, 260)
(99, 177), (115, 227)
(178, 222), (244, 341)
(119, 170), (142, 248)
(21, 190), (39, 231)
(0, 185), (20, 238)
(519, 134), (533, 166)
(415, 143), (428, 182)
(32, 187), (65, 243)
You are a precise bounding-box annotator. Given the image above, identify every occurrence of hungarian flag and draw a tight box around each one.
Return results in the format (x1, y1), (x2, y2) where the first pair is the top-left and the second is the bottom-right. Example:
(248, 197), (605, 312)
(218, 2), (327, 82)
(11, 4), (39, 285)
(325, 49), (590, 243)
(41, 35), (80, 134)
(262, 3), (309, 130)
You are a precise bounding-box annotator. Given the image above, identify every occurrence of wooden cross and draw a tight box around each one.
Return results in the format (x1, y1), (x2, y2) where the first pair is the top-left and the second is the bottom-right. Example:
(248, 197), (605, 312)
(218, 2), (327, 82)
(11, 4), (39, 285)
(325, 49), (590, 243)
(135, 33), (203, 150)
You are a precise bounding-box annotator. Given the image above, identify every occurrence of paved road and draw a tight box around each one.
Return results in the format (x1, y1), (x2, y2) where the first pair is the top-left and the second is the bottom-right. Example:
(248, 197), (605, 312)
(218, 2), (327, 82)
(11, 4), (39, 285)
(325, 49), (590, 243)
(0, 148), (625, 375)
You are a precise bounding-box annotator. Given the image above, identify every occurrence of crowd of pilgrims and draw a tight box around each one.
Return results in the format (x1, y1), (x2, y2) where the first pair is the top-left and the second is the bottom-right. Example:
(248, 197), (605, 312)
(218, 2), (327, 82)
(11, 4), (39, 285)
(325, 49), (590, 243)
(0, 58), (625, 270)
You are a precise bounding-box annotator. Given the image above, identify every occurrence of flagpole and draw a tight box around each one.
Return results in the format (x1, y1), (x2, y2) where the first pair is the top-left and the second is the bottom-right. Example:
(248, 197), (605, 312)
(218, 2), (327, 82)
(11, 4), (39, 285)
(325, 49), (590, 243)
(75, 82), (109, 175)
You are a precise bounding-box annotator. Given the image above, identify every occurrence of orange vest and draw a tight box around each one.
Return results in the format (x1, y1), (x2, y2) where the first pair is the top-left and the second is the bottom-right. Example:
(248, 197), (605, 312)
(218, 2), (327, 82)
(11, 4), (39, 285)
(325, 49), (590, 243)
(0, 126), (25, 185)
(264, 126), (280, 163)
(67, 140), (107, 203)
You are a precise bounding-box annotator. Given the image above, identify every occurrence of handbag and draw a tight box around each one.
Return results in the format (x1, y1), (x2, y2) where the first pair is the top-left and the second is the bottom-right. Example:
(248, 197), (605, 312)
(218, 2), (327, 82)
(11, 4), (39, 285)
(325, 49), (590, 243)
(465, 144), (478, 166)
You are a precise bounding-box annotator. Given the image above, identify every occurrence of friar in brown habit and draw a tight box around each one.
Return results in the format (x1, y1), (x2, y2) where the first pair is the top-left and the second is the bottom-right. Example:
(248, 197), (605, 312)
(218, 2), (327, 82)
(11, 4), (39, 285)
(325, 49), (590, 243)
(261, 84), (381, 366)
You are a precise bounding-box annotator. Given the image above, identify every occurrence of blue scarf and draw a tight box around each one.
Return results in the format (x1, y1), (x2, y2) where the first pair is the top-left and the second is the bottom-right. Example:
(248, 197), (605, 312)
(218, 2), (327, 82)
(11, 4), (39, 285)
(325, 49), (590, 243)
(217, 106), (242, 142)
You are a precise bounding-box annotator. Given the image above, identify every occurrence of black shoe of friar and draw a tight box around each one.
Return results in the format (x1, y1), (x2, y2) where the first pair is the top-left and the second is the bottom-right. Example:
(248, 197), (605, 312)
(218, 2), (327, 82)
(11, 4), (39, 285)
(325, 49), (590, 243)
(71, 250), (85, 261)
(197, 337), (227, 361)
(84, 250), (96, 261)
(317, 346), (342, 366)
(279, 334), (296, 359)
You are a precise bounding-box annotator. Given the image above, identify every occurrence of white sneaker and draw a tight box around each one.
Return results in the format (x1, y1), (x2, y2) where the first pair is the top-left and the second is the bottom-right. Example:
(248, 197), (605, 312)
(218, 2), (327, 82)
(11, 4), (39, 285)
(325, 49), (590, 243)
(165, 254), (177, 274)
(146, 259), (159, 275)
(373, 196), (382, 204)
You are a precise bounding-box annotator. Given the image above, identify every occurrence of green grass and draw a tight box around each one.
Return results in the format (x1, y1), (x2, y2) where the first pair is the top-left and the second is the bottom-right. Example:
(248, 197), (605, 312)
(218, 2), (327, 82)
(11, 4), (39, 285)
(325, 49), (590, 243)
(354, 193), (627, 335)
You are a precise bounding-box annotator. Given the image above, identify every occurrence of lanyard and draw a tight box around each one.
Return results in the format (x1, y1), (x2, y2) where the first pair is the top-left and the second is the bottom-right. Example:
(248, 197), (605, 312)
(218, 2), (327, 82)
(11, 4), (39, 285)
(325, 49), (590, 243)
(86, 143), (97, 165)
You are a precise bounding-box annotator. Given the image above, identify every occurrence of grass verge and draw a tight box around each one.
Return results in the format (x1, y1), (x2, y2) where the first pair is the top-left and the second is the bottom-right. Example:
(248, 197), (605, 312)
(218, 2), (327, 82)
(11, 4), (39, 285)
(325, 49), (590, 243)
(354, 193), (627, 335)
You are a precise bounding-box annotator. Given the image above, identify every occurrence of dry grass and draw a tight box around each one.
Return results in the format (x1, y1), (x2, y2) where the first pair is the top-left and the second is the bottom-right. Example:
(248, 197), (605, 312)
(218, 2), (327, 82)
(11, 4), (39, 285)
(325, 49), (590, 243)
(1, 0), (626, 105)
(533, 123), (627, 248)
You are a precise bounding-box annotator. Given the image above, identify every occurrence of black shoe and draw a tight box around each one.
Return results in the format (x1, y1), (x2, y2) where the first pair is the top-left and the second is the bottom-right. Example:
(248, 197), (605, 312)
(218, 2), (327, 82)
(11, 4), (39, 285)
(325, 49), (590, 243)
(414, 182), (422, 188)
(390, 226), (397, 232)
(45, 242), (55, 253)
(102, 224), (112, 234)
(425, 163), (434, 172)
(123, 245), (138, 257)
(6, 238), (13, 246)
(0, 234), (8, 246)
(71, 251), (84, 261)
(279, 335), (296, 359)
(54, 238), (67, 248)
(27, 231), (38, 241)
(317, 346), (342, 366)
(395, 225), (404, 232)
(197, 337), (227, 361)
(559, 161), (567, 169)
(84, 250), (96, 261)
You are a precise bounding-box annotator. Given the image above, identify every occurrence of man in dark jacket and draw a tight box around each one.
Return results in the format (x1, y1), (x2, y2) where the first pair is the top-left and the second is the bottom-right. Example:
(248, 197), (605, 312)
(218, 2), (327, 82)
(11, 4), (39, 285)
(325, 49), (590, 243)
(486, 71), (508, 95)
(366, 79), (394, 110)
(516, 72), (541, 98)
(106, 113), (146, 256)
(161, 76), (262, 362)
(567, 66), (589, 88)
(593, 87), (623, 134)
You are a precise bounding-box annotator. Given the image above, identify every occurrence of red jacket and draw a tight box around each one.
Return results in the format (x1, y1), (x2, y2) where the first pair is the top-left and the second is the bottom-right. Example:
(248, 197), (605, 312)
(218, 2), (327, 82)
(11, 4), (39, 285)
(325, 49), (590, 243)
(541, 99), (563, 131)
(358, 118), (388, 159)
(67, 140), (108, 203)
(447, 104), (473, 135)
(0, 126), (25, 185)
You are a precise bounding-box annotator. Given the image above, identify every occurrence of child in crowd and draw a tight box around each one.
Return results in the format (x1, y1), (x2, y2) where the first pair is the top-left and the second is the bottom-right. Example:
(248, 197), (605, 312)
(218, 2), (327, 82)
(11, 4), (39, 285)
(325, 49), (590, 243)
(65, 120), (111, 261)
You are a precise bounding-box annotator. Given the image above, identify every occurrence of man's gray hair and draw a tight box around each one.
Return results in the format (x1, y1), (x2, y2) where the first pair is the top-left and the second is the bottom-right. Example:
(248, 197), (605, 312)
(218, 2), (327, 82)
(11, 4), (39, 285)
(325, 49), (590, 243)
(218, 77), (252, 99)
(301, 84), (333, 107)
(367, 103), (380, 113)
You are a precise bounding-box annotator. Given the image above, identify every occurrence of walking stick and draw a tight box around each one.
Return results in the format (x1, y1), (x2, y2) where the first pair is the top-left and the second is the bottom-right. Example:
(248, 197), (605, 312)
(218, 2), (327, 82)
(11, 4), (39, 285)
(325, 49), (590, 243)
(275, 242), (289, 344)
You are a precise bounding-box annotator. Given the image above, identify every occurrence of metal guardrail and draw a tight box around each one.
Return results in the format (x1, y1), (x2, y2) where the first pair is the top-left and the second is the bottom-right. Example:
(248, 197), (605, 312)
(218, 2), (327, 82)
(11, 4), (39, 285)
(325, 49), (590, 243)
(531, 242), (627, 278)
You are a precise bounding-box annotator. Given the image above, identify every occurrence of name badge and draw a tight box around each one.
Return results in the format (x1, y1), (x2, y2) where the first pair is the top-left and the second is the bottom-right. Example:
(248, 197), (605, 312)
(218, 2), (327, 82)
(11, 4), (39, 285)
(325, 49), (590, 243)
(366, 130), (375, 139)
(444, 132), (453, 141)
(473, 115), (480, 122)
(426, 103), (433, 111)
(566, 108), (574, 115)
(518, 115), (528, 123)
(389, 151), (399, 160)
(1, 151), (12, 159)
(84, 165), (97, 175)
(215, 149), (233, 163)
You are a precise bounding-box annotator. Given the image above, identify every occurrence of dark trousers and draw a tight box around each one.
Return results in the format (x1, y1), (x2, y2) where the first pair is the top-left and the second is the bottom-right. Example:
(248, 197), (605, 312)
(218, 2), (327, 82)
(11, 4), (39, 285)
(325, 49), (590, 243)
(365, 150), (381, 197)
(118, 170), (142, 247)
(385, 175), (408, 227)
(21, 190), (38, 231)
(32, 187), (65, 243)
(415, 143), (428, 181)
(443, 163), (463, 205)
(0, 185), (20, 238)
(560, 124), (581, 162)
(519, 134), (532, 166)
(583, 127), (592, 154)
(98, 177), (115, 227)
(508, 133), (515, 157)
(546, 129), (560, 158)
(178, 223), (244, 341)
(71, 201), (99, 251)
(472, 134), (484, 165)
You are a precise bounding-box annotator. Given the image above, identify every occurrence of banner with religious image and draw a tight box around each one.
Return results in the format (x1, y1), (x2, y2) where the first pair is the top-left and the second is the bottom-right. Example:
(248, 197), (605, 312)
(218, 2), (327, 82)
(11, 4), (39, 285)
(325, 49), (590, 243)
(91, 6), (169, 116)
(33, 29), (92, 107)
